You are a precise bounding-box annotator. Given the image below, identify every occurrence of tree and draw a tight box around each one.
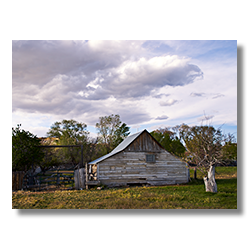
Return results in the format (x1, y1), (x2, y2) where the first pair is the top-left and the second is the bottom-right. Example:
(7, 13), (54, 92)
(12, 124), (44, 172)
(114, 122), (130, 147)
(47, 119), (88, 144)
(150, 128), (186, 157)
(46, 119), (89, 166)
(38, 138), (61, 172)
(96, 114), (130, 154)
(178, 124), (228, 193)
(221, 134), (237, 165)
(222, 142), (237, 163)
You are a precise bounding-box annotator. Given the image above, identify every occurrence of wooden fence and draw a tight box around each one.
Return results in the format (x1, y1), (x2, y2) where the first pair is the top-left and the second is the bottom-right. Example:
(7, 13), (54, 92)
(22, 169), (75, 191)
(13, 169), (87, 191)
(12, 171), (25, 191)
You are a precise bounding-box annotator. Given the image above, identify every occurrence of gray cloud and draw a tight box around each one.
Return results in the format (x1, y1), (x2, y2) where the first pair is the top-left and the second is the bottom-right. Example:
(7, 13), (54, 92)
(12, 40), (203, 126)
(190, 92), (225, 99)
(212, 93), (225, 99)
(120, 111), (152, 125)
(159, 99), (179, 106)
(190, 92), (206, 97)
(151, 93), (170, 99)
(155, 115), (169, 120)
(12, 40), (142, 94)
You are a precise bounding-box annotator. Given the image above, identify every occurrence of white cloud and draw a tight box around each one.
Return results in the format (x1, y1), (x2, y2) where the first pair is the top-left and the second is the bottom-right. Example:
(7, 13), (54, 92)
(81, 55), (203, 101)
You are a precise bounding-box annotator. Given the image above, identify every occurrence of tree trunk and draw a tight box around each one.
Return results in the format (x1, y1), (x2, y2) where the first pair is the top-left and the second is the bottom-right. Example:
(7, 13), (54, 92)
(203, 165), (217, 193)
(193, 167), (197, 179)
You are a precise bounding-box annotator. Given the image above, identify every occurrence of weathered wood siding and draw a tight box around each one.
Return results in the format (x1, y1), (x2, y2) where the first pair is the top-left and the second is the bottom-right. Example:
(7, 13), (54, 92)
(125, 130), (163, 152)
(98, 150), (189, 187)
(74, 168), (85, 190)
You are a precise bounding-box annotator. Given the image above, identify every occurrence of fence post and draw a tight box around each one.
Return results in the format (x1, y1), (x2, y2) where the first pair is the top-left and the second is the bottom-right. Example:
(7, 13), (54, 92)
(28, 175), (34, 186)
(80, 145), (83, 169)
(12, 172), (16, 190)
(74, 170), (79, 190)
(79, 168), (85, 189)
(39, 175), (41, 189)
(57, 171), (60, 186)
(12, 171), (25, 191)
(85, 163), (88, 190)
(18, 172), (22, 190)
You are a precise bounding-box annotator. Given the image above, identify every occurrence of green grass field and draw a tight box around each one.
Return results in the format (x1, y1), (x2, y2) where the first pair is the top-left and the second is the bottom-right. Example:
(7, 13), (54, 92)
(12, 166), (237, 209)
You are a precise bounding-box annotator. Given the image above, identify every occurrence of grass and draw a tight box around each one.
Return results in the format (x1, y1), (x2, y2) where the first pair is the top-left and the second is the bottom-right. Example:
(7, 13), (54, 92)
(12, 166), (237, 209)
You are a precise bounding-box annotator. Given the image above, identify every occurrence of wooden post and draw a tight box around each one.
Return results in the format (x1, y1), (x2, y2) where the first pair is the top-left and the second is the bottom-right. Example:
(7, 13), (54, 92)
(79, 168), (85, 189)
(12, 172), (15, 190)
(85, 163), (88, 190)
(18, 171), (22, 190)
(97, 164), (99, 181)
(193, 167), (197, 179)
(39, 175), (41, 190)
(57, 171), (60, 186)
(74, 169), (79, 190)
(80, 145), (83, 169)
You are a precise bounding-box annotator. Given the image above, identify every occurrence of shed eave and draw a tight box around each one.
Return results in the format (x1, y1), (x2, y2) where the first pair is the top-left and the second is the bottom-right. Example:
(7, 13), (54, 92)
(88, 149), (126, 165)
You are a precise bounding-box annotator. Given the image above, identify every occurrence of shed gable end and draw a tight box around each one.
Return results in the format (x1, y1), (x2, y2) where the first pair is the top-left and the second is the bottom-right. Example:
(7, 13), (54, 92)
(124, 130), (163, 152)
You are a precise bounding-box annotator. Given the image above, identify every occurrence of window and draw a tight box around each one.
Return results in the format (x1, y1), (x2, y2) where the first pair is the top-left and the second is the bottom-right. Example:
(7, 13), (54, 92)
(146, 154), (156, 163)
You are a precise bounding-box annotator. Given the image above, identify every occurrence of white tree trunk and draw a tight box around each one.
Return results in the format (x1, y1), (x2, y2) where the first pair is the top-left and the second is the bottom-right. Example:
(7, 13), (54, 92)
(203, 165), (217, 193)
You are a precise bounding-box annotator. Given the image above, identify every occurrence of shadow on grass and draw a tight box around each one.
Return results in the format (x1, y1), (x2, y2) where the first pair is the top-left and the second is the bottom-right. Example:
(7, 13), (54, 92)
(186, 177), (236, 185)
(216, 178), (237, 185)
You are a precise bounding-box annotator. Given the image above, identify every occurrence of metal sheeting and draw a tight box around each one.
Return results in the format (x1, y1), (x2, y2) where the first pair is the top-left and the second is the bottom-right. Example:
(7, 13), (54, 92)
(88, 130), (145, 165)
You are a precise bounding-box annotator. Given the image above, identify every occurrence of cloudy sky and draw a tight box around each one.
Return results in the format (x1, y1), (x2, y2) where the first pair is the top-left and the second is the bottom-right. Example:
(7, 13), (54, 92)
(12, 40), (237, 139)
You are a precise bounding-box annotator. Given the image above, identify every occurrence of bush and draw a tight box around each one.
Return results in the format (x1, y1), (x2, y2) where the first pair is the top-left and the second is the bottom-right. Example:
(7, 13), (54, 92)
(12, 124), (44, 172)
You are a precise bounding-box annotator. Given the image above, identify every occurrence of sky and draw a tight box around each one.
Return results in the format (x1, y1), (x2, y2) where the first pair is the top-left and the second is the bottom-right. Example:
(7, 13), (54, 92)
(12, 40), (237, 140)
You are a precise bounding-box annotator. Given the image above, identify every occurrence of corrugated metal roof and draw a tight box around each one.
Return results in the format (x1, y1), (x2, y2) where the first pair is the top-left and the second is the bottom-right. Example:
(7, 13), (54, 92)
(88, 130), (145, 165)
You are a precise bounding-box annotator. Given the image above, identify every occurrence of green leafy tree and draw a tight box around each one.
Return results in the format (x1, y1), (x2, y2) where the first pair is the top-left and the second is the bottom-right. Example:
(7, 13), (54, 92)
(221, 134), (237, 165)
(47, 120), (88, 144)
(47, 120), (89, 165)
(39, 140), (61, 172)
(96, 114), (130, 154)
(222, 142), (237, 161)
(114, 123), (130, 147)
(150, 128), (186, 157)
(12, 124), (44, 172)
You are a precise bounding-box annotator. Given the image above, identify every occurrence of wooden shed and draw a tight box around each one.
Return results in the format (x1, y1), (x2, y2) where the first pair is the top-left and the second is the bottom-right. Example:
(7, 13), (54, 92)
(86, 129), (189, 188)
